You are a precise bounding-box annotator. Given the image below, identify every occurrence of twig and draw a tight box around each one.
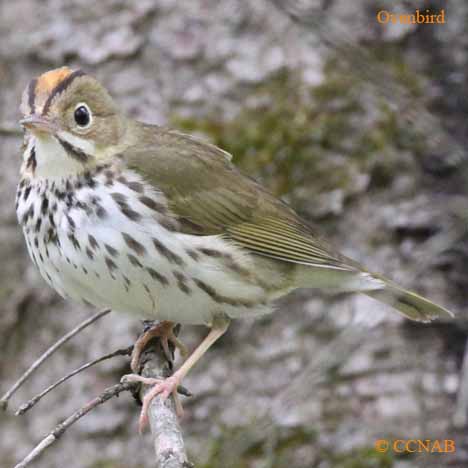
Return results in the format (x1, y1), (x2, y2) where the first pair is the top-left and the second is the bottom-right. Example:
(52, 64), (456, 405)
(16, 345), (132, 416)
(13, 381), (136, 468)
(0, 309), (111, 411)
(137, 332), (193, 467)
(0, 122), (22, 136)
(11, 316), (191, 467)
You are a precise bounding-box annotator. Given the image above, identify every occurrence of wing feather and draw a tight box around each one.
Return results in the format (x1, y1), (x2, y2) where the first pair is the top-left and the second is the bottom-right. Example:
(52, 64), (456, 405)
(125, 125), (362, 273)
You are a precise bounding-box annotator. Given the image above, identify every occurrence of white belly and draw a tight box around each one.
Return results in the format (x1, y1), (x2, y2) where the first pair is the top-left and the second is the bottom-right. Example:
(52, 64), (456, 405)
(18, 168), (272, 325)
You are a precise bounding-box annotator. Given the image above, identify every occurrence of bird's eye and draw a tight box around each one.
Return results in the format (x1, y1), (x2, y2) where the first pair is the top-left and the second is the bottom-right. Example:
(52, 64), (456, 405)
(73, 103), (92, 128)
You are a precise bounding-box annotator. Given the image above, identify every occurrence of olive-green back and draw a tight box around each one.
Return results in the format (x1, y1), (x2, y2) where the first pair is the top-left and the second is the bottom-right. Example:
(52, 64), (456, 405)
(125, 125), (361, 272)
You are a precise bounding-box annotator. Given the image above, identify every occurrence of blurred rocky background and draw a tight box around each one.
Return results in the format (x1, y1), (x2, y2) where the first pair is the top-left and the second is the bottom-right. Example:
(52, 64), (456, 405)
(1, 0), (467, 467)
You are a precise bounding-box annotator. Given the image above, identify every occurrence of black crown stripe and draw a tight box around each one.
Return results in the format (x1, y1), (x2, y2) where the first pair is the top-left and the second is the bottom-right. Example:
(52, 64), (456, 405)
(42, 70), (86, 115)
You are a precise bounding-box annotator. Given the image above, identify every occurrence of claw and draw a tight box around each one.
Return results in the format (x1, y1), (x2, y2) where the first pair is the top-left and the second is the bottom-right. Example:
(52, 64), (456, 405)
(127, 318), (229, 433)
(168, 331), (189, 357)
(160, 336), (172, 362)
(130, 321), (186, 373)
(122, 373), (183, 433)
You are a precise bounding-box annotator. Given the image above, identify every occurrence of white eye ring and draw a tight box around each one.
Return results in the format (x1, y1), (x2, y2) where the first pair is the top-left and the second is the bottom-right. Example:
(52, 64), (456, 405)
(73, 102), (93, 129)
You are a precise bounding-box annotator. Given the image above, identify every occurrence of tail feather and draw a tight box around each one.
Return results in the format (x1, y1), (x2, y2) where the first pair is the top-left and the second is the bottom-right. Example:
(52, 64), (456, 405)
(292, 262), (454, 322)
(364, 278), (454, 322)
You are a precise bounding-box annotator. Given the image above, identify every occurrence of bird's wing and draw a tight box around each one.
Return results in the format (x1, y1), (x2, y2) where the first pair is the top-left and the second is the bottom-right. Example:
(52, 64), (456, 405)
(125, 126), (362, 272)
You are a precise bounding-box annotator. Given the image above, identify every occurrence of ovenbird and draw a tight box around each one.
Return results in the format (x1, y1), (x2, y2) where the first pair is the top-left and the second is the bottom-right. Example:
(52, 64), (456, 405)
(17, 67), (453, 430)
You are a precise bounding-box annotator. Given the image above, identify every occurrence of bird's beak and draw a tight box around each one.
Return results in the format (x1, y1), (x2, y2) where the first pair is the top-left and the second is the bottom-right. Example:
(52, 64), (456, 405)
(20, 115), (57, 135)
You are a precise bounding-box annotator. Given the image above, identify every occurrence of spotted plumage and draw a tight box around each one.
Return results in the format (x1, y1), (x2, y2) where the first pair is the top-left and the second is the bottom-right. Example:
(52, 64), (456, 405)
(17, 67), (453, 431)
(17, 158), (271, 323)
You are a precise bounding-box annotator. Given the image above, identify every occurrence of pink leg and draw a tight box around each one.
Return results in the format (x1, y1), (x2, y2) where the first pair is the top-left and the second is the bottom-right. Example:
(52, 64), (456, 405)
(122, 317), (230, 433)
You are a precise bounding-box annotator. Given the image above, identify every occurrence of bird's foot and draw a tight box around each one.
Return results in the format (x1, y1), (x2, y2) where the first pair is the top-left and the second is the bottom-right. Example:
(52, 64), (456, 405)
(131, 321), (188, 373)
(121, 372), (183, 433)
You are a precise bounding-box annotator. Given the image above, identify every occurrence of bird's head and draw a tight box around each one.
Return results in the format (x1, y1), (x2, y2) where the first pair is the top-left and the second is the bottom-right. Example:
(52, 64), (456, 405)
(20, 67), (128, 178)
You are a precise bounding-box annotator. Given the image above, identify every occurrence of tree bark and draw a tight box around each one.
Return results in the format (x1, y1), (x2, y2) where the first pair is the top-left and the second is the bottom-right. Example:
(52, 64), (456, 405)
(139, 340), (193, 468)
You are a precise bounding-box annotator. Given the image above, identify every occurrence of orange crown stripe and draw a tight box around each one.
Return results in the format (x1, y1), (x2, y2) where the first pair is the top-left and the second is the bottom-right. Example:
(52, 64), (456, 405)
(35, 67), (75, 96)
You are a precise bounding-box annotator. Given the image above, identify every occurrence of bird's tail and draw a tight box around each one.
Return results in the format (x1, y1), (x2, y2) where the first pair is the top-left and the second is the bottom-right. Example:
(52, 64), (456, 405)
(364, 277), (454, 322)
(292, 263), (453, 322)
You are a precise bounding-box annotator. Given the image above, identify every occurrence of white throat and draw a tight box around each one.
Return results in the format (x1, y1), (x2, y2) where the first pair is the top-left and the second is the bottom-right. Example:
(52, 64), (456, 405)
(31, 133), (95, 179)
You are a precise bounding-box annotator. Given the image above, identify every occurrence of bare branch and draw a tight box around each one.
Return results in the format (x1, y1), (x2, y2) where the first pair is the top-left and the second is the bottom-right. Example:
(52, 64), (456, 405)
(0, 309), (111, 411)
(13, 381), (136, 468)
(10, 315), (192, 467)
(0, 122), (22, 136)
(16, 345), (132, 416)
(137, 334), (193, 467)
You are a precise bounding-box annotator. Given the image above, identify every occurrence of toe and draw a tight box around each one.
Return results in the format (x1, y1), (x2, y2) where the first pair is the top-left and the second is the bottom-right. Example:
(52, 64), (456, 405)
(121, 374), (161, 385)
(170, 333), (189, 357)
(130, 352), (141, 373)
(132, 373), (184, 433)
(161, 337), (173, 362)
(172, 390), (184, 418)
(138, 410), (149, 434)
